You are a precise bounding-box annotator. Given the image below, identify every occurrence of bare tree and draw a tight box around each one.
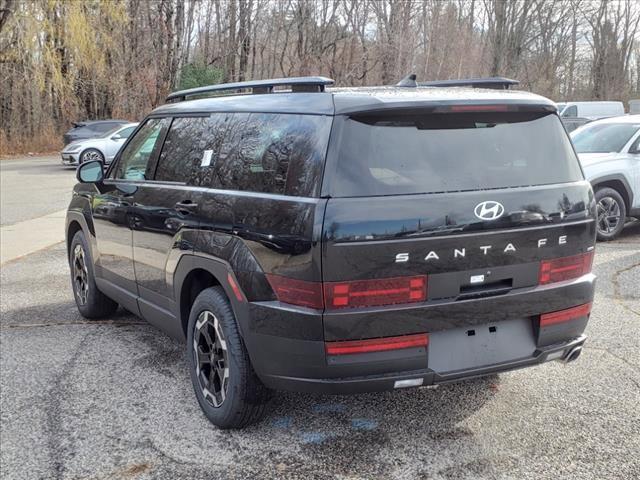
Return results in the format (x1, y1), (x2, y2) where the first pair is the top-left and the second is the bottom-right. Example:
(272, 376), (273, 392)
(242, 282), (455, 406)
(2, 0), (640, 155)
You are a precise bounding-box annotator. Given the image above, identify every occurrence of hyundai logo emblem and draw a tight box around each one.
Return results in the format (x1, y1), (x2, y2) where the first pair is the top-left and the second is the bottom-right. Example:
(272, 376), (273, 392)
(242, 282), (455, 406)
(474, 201), (505, 221)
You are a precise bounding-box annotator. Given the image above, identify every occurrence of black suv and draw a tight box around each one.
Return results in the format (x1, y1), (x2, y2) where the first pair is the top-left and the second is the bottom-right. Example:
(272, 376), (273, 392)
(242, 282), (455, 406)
(67, 76), (596, 429)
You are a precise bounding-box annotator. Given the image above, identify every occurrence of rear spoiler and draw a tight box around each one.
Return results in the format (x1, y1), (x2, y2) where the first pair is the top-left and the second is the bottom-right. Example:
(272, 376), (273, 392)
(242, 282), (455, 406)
(332, 75), (554, 115)
(396, 74), (519, 90)
(339, 102), (557, 117)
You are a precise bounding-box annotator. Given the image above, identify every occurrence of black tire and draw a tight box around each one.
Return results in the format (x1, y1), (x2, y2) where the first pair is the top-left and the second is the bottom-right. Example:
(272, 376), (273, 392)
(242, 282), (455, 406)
(187, 286), (270, 429)
(69, 230), (118, 318)
(80, 148), (104, 164)
(595, 187), (626, 241)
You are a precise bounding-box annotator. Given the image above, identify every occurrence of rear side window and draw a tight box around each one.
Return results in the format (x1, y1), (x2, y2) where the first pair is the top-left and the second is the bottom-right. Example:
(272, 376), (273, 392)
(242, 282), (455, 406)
(155, 117), (208, 183)
(188, 113), (331, 196)
(152, 113), (331, 195)
(330, 112), (582, 197)
(215, 113), (330, 196)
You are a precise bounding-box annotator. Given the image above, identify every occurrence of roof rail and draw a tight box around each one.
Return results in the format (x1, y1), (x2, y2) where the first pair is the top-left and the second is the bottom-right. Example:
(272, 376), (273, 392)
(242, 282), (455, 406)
(166, 76), (335, 102)
(418, 76), (519, 90)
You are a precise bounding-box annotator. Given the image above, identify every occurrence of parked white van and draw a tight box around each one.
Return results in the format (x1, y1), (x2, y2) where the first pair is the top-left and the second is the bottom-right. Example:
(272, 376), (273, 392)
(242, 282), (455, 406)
(558, 101), (624, 120)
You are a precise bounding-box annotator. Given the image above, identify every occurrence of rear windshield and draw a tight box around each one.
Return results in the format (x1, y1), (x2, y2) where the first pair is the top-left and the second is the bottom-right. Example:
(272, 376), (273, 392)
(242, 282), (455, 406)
(331, 112), (582, 197)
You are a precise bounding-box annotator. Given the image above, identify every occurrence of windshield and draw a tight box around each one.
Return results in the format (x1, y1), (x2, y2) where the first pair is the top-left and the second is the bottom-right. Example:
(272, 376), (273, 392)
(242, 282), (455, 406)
(331, 112), (582, 197)
(85, 122), (119, 135)
(107, 125), (136, 138)
(103, 125), (126, 137)
(571, 123), (640, 153)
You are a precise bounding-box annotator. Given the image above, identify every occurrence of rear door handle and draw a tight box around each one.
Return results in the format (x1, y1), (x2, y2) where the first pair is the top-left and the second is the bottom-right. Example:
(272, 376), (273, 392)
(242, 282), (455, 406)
(174, 200), (198, 214)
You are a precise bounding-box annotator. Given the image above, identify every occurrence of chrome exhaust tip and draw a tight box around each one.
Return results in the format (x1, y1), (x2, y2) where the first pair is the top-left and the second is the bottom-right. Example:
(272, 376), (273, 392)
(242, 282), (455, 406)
(562, 346), (582, 364)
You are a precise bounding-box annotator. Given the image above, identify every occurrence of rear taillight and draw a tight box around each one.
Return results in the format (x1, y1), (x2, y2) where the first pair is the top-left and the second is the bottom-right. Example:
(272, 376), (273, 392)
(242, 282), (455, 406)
(325, 333), (429, 355)
(266, 274), (428, 310)
(540, 303), (592, 327)
(324, 275), (427, 309)
(539, 251), (594, 285)
(265, 274), (324, 309)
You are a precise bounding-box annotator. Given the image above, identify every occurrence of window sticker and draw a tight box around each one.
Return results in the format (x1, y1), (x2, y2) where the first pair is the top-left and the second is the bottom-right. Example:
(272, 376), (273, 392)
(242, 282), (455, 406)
(201, 149), (213, 167)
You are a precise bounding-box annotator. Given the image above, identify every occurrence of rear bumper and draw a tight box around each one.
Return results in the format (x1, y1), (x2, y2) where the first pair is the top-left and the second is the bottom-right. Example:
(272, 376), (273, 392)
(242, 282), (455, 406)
(244, 274), (595, 394)
(259, 335), (586, 394)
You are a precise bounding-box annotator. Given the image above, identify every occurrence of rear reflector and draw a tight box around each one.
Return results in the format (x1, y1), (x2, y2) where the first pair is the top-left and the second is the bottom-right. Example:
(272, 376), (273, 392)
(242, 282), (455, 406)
(265, 274), (324, 309)
(540, 303), (592, 327)
(227, 273), (245, 302)
(324, 275), (427, 309)
(539, 251), (594, 285)
(325, 333), (429, 355)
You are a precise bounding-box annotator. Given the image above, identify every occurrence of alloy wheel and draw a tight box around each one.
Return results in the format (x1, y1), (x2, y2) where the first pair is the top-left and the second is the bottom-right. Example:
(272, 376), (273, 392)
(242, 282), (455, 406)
(72, 244), (89, 305)
(81, 150), (102, 163)
(193, 310), (229, 408)
(597, 196), (622, 235)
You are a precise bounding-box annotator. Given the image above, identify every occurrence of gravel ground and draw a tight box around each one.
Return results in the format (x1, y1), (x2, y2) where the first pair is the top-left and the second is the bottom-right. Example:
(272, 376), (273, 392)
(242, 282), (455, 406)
(1, 222), (638, 480)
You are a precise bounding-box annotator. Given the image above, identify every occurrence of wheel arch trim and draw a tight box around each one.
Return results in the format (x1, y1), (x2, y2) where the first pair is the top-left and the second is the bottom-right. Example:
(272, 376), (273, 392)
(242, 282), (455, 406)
(590, 174), (634, 210)
(66, 209), (98, 261)
(173, 254), (250, 340)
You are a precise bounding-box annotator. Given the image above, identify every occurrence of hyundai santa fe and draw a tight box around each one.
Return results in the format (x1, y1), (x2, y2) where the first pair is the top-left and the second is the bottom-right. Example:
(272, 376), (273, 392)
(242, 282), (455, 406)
(66, 76), (597, 429)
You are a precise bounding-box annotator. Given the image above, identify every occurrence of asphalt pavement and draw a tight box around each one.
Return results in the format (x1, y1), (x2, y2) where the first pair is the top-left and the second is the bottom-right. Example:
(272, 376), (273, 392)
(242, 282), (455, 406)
(0, 155), (76, 263)
(0, 157), (639, 479)
(0, 155), (76, 226)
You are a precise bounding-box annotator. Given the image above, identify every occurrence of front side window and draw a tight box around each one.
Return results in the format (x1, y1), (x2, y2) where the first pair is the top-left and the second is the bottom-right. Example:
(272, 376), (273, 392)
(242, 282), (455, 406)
(562, 105), (578, 117)
(571, 123), (640, 153)
(112, 118), (169, 180)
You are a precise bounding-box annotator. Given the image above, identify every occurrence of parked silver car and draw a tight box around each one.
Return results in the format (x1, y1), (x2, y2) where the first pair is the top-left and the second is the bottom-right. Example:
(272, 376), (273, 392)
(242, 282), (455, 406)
(61, 123), (138, 166)
(571, 115), (640, 240)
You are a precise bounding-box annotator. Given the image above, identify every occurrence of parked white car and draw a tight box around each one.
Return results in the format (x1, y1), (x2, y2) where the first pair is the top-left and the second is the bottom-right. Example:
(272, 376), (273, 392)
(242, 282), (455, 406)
(61, 122), (138, 166)
(571, 115), (640, 240)
(559, 101), (624, 120)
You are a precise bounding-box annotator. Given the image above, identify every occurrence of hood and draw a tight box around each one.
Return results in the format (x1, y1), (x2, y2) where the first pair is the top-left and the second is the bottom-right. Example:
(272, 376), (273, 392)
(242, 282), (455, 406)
(63, 141), (85, 151)
(577, 152), (620, 168)
(63, 138), (104, 152)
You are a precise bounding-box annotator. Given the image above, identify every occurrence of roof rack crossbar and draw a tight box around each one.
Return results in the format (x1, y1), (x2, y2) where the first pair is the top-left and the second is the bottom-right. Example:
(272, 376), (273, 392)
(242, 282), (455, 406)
(166, 76), (335, 102)
(418, 77), (519, 90)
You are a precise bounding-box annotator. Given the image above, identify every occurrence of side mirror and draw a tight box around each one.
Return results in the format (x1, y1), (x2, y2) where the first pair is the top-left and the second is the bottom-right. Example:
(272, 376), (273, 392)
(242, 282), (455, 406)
(77, 160), (104, 183)
(111, 134), (123, 140)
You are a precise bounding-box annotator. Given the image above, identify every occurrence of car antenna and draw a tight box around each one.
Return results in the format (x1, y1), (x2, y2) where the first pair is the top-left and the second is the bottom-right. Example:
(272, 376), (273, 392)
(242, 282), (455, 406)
(396, 73), (417, 87)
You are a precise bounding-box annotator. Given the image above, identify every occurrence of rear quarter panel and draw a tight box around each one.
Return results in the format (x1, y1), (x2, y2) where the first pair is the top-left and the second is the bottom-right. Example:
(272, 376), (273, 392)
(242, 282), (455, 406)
(193, 190), (327, 299)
